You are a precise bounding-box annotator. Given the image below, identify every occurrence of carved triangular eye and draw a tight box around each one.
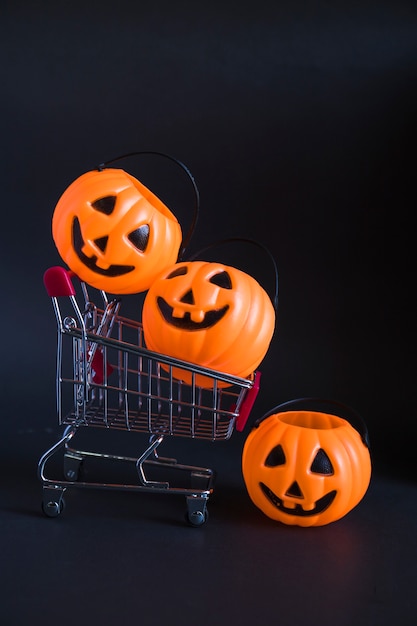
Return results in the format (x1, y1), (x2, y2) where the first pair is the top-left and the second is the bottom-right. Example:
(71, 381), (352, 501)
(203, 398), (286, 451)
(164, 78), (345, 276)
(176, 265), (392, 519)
(311, 449), (334, 475)
(265, 444), (286, 467)
(128, 225), (150, 252)
(166, 266), (188, 279)
(209, 271), (232, 289)
(91, 196), (117, 215)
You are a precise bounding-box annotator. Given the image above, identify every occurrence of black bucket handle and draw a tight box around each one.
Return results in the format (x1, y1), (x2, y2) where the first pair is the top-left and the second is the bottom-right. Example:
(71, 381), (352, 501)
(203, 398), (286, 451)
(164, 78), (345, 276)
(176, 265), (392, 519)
(97, 150), (200, 260)
(187, 237), (279, 313)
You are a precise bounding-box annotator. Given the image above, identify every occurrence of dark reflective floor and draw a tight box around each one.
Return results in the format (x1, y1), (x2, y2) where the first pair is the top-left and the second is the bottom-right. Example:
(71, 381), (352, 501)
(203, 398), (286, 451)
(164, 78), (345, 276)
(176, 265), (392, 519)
(1, 424), (416, 626)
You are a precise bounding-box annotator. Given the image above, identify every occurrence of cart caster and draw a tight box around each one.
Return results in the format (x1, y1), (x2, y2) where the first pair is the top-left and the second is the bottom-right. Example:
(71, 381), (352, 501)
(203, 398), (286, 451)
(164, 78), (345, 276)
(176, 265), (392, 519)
(41, 487), (66, 518)
(186, 509), (208, 527)
(42, 498), (65, 518)
(185, 495), (209, 526)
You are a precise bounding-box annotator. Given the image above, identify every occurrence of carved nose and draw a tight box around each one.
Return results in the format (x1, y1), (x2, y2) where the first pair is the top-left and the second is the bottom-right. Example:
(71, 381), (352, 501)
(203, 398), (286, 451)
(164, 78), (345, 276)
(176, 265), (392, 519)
(94, 236), (109, 253)
(180, 289), (195, 304)
(285, 481), (303, 498)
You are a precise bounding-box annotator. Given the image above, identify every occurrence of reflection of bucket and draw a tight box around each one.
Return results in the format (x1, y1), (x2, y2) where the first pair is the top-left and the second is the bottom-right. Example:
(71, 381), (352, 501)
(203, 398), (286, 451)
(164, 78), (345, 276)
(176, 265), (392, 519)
(242, 399), (372, 527)
(91, 349), (114, 385)
(159, 361), (256, 391)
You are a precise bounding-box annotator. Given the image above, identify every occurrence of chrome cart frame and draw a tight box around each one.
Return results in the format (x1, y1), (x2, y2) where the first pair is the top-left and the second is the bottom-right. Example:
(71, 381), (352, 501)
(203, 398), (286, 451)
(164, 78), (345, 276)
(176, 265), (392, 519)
(38, 266), (260, 526)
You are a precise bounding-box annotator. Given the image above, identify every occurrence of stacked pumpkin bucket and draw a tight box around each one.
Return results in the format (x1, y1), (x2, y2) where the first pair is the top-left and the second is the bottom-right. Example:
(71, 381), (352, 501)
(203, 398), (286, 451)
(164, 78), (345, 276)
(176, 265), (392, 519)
(42, 152), (371, 527)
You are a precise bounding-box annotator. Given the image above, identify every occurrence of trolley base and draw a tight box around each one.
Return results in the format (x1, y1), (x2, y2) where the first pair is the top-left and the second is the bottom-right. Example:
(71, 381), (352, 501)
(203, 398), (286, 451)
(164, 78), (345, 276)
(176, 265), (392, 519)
(38, 426), (215, 526)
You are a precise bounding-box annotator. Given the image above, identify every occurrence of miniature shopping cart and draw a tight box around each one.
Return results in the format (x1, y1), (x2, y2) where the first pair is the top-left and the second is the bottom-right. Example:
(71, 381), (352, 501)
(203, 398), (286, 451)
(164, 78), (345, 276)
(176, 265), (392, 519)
(38, 266), (260, 526)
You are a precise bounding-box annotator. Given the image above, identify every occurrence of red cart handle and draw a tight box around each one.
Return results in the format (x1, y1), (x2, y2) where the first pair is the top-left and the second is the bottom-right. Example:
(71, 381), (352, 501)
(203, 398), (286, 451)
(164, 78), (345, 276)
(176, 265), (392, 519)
(43, 266), (78, 297)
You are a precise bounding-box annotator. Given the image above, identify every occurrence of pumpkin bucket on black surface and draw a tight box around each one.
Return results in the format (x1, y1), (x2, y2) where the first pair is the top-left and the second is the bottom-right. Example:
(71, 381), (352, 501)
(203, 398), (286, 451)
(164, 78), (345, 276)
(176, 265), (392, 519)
(242, 398), (372, 527)
(142, 238), (279, 388)
(52, 151), (199, 294)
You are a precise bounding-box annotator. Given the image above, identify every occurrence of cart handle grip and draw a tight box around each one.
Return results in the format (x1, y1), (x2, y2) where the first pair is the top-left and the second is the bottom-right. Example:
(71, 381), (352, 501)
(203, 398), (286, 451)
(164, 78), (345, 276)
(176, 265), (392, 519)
(44, 266), (78, 297)
(235, 371), (261, 432)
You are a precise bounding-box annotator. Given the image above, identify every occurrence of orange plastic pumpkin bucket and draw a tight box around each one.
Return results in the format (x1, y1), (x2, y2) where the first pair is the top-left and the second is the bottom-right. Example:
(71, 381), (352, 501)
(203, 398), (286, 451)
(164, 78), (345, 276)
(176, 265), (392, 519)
(242, 398), (372, 527)
(142, 238), (279, 387)
(52, 151), (200, 294)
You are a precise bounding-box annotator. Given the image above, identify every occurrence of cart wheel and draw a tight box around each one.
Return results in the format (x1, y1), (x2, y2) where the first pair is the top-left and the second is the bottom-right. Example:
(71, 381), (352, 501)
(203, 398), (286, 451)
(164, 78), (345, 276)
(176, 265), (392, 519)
(41, 497), (65, 518)
(186, 509), (208, 527)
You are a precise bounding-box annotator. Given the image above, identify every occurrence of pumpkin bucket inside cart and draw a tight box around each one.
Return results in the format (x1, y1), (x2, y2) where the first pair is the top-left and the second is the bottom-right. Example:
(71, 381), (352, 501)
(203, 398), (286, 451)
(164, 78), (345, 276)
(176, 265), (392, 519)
(51, 151), (200, 294)
(142, 237), (279, 388)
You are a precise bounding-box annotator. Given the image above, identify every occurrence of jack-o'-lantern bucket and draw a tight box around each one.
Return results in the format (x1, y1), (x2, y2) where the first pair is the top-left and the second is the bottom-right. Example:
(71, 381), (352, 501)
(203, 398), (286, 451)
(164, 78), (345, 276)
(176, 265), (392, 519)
(242, 398), (372, 527)
(142, 237), (279, 387)
(52, 151), (200, 294)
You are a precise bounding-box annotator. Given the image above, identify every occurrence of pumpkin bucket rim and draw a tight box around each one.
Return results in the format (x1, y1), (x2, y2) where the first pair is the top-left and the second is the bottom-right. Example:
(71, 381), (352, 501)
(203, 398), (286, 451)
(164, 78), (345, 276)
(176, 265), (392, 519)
(270, 410), (349, 430)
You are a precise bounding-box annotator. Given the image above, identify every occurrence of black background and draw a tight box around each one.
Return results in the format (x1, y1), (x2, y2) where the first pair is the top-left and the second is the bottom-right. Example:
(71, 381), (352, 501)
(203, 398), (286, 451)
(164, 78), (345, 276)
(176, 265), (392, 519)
(1, 2), (416, 625)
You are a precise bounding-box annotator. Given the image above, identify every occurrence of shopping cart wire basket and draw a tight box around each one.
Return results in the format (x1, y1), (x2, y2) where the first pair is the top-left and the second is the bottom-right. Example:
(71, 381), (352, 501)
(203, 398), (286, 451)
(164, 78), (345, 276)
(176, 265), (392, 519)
(38, 266), (261, 526)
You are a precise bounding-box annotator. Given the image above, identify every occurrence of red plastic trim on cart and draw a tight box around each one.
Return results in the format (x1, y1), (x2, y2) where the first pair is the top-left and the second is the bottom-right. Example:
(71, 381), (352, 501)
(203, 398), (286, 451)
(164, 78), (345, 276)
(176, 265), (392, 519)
(235, 370), (261, 432)
(44, 266), (77, 297)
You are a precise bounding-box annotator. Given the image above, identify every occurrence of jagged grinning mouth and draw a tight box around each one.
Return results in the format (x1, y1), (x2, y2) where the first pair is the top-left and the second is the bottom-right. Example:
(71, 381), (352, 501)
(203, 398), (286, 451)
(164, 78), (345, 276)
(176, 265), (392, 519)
(72, 217), (135, 277)
(157, 297), (229, 330)
(260, 483), (337, 517)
